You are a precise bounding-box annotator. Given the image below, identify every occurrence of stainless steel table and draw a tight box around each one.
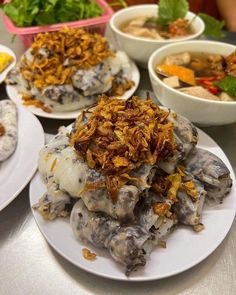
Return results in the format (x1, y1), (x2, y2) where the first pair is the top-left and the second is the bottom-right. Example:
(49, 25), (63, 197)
(0, 13), (236, 295)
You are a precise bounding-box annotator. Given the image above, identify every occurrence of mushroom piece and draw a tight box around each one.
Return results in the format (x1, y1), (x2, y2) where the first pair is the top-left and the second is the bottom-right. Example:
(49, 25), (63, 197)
(179, 86), (220, 101)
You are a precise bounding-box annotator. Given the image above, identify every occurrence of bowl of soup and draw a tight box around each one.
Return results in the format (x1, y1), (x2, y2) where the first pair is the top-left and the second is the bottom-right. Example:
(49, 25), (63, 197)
(109, 5), (204, 68)
(148, 40), (236, 126)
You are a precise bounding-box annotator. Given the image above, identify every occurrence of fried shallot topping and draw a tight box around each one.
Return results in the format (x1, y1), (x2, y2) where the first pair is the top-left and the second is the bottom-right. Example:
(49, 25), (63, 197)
(20, 27), (114, 89)
(152, 166), (198, 202)
(168, 19), (190, 38)
(70, 95), (176, 201)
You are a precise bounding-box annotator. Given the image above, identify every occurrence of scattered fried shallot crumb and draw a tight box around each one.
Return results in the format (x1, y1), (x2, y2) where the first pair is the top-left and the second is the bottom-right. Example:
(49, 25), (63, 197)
(153, 203), (170, 217)
(158, 240), (167, 248)
(193, 223), (205, 232)
(32, 203), (69, 220)
(22, 94), (52, 113)
(82, 248), (97, 261)
(109, 77), (135, 97)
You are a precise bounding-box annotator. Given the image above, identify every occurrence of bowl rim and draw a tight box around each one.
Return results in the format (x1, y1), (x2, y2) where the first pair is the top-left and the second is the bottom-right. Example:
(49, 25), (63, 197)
(148, 40), (236, 105)
(109, 4), (205, 44)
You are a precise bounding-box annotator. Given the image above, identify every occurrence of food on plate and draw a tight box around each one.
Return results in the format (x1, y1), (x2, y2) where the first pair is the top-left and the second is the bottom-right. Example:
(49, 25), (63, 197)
(0, 52), (14, 73)
(156, 50), (236, 101)
(1, 0), (103, 27)
(33, 95), (232, 275)
(120, 0), (223, 41)
(5, 28), (134, 112)
(0, 100), (17, 162)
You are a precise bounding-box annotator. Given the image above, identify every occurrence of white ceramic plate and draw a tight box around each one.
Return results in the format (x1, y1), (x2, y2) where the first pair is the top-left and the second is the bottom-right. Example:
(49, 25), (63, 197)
(0, 44), (16, 84)
(6, 60), (140, 120)
(0, 105), (44, 211)
(29, 128), (236, 281)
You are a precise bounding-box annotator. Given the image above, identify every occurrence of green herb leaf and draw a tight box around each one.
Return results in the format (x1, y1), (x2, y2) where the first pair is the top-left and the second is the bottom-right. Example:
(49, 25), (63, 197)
(157, 0), (189, 26)
(35, 0), (58, 25)
(55, 0), (102, 23)
(1, 0), (103, 27)
(216, 76), (236, 97)
(198, 13), (225, 39)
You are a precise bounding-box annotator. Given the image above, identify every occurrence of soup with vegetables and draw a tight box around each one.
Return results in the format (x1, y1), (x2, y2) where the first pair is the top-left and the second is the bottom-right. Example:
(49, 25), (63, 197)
(121, 16), (193, 40)
(156, 51), (236, 101)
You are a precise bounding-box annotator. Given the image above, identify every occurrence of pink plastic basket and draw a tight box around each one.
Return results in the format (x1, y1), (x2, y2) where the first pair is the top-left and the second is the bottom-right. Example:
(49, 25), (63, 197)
(3, 0), (114, 48)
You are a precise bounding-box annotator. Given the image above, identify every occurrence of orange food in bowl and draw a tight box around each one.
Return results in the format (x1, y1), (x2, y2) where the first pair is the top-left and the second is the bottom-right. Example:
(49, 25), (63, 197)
(157, 64), (196, 85)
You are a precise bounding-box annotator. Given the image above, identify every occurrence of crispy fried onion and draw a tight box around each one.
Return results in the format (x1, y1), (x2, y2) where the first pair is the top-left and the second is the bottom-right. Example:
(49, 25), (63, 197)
(20, 27), (114, 89)
(70, 95), (176, 201)
(152, 166), (198, 203)
(108, 77), (135, 97)
(22, 94), (52, 113)
(151, 167), (198, 222)
(82, 248), (96, 261)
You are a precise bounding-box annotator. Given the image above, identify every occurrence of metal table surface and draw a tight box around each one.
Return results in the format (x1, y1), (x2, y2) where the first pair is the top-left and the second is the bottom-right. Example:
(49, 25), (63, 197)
(0, 13), (236, 295)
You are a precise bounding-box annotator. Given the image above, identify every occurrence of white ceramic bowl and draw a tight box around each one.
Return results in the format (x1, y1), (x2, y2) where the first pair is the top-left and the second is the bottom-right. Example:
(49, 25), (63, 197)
(109, 5), (205, 68)
(148, 40), (236, 126)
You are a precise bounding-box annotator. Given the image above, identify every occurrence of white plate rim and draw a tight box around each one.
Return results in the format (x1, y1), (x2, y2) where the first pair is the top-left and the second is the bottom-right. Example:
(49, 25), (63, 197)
(29, 128), (236, 281)
(6, 60), (140, 120)
(0, 44), (16, 84)
(0, 105), (45, 211)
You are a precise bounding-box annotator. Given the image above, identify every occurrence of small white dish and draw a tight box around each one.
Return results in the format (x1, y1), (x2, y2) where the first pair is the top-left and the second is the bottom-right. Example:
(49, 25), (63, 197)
(110, 5), (204, 68)
(0, 105), (44, 211)
(0, 44), (16, 84)
(6, 60), (140, 120)
(29, 128), (236, 281)
(148, 40), (236, 126)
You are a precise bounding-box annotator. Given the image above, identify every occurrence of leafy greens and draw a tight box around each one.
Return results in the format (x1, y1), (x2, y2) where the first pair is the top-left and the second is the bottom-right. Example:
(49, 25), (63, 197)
(216, 76), (236, 97)
(0, 0), (103, 27)
(198, 13), (225, 39)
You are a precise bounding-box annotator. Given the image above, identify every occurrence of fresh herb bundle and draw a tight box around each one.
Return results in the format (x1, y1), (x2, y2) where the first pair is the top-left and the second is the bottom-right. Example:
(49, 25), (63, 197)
(0, 0), (103, 27)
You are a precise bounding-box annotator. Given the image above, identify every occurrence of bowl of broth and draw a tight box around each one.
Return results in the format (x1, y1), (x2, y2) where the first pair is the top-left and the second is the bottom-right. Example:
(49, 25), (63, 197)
(148, 40), (236, 126)
(109, 5), (204, 68)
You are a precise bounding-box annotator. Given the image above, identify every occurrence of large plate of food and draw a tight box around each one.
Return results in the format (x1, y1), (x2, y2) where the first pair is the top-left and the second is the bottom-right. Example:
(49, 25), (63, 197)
(5, 28), (139, 119)
(0, 99), (44, 211)
(29, 95), (235, 281)
(0, 44), (16, 84)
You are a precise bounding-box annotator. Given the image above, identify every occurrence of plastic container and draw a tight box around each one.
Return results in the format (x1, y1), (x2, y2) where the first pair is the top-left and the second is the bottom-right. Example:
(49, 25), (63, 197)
(3, 0), (114, 48)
